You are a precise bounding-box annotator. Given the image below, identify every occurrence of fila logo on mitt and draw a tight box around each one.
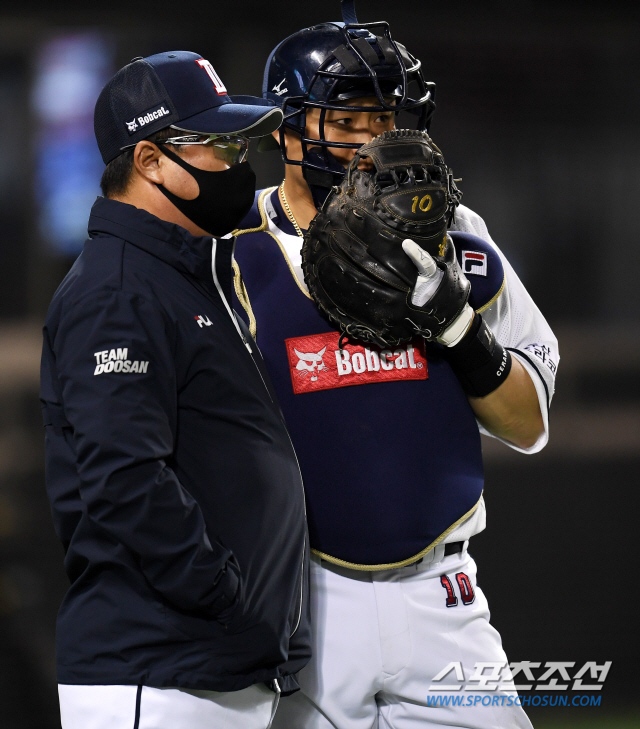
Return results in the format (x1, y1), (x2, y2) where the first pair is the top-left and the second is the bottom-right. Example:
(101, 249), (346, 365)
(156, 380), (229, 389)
(285, 332), (427, 395)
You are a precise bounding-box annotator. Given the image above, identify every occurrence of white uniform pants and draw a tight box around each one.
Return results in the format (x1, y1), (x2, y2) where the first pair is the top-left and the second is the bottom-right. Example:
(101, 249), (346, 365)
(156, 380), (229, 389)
(272, 547), (533, 729)
(58, 682), (278, 729)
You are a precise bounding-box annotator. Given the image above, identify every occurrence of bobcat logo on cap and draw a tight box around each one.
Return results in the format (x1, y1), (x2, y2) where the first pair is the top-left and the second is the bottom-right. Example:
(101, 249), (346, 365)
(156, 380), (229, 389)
(126, 119), (138, 133)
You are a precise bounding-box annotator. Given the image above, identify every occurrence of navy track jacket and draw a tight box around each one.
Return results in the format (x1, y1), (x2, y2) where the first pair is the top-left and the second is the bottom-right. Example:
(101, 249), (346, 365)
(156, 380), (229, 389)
(40, 197), (311, 694)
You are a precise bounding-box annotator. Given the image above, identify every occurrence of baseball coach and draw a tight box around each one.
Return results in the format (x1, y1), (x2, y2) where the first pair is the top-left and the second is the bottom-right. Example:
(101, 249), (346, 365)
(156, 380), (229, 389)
(40, 51), (310, 729)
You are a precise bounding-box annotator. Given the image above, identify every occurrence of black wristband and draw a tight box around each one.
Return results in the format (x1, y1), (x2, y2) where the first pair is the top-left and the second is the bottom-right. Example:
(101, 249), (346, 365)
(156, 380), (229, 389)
(445, 313), (512, 397)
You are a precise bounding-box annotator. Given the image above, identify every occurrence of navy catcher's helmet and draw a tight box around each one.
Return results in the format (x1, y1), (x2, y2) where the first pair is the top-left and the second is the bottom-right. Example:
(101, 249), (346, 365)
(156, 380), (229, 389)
(262, 0), (436, 207)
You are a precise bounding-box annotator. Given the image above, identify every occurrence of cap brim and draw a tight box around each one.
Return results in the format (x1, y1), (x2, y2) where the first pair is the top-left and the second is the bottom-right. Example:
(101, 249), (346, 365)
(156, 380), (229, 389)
(171, 100), (283, 138)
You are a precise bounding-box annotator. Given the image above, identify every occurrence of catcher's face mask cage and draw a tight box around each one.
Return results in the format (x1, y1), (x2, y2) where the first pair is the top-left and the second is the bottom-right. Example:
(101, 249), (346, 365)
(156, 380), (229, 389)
(263, 0), (436, 208)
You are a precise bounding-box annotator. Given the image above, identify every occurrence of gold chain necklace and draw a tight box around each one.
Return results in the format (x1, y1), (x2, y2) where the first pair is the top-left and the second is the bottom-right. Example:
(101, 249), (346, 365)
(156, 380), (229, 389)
(279, 181), (304, 239)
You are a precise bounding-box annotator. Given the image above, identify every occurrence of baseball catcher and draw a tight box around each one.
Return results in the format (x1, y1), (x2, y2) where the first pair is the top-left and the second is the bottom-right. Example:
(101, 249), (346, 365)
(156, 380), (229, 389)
(232, 3), (558, 727)
(302, 129), (476, 349)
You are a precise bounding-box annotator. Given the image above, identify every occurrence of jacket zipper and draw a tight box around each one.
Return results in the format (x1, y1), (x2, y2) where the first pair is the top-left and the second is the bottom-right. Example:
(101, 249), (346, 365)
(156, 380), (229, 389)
(211, 238), (253, 354)
(289, 536), (305, 637)
(211, 238), (306, 638)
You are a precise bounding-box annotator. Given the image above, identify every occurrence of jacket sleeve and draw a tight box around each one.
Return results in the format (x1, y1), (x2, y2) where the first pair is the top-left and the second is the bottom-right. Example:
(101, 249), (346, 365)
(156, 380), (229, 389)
(49, 288), (239, 618)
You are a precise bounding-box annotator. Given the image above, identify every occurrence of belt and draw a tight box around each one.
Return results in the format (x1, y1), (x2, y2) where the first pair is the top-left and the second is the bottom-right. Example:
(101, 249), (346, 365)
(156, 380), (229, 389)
(443, 541), (464, 556)
(318, 540), (467, 575)
(415, 541), (464, 565)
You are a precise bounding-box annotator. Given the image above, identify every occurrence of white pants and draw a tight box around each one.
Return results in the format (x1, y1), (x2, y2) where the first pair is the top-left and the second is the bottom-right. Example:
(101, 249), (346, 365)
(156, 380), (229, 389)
(272, 548), (533, 729)
(58, 682), (278, 729)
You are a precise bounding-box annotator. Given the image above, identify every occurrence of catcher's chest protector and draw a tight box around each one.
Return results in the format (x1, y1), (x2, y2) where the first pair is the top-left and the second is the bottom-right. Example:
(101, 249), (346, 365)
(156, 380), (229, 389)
(233, 189), (504, 570)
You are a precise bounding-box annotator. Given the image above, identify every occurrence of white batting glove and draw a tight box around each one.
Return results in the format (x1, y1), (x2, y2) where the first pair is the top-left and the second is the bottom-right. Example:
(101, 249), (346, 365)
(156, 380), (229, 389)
(402, 238), (475, 347)
(402, 238), (443, 307)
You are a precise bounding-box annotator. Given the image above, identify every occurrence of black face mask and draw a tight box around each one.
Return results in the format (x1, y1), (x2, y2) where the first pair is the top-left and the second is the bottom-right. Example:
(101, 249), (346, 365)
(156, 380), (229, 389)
(156, 144), (256, 237)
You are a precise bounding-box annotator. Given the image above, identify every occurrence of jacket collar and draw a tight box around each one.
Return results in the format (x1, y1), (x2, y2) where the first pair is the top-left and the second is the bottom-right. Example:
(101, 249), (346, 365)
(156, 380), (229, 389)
(87, 196), (224, 281)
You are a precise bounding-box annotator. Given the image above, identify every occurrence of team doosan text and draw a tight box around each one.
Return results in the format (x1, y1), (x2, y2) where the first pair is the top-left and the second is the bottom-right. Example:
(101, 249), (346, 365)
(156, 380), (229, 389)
(93, 348), (148, 375)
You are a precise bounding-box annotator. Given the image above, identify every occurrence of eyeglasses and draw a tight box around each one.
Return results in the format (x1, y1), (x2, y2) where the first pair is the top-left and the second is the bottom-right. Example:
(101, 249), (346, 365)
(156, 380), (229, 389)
(160, 134), (249, 166)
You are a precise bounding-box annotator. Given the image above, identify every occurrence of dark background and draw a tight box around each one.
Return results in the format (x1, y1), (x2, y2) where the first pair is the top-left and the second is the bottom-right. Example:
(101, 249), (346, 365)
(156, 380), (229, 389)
(0, 1), (638, 727)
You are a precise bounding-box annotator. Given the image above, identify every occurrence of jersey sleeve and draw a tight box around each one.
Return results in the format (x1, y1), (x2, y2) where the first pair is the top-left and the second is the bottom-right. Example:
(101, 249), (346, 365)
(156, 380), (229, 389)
(44, 288), (239, 617)
(452, 205), (559, 454)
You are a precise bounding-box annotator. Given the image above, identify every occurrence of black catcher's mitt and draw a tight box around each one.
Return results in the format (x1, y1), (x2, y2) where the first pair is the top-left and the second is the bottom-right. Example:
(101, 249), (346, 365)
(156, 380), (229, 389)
(302, 129), (469, 348)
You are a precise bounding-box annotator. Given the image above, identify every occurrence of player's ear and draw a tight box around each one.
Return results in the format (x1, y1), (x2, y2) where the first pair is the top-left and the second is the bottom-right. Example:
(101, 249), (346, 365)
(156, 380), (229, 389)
(133, 140), (165, 185)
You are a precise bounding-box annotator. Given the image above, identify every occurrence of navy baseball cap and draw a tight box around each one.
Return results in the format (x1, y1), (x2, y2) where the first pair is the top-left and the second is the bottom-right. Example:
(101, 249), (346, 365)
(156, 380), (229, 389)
(94, 50), (283, 164)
